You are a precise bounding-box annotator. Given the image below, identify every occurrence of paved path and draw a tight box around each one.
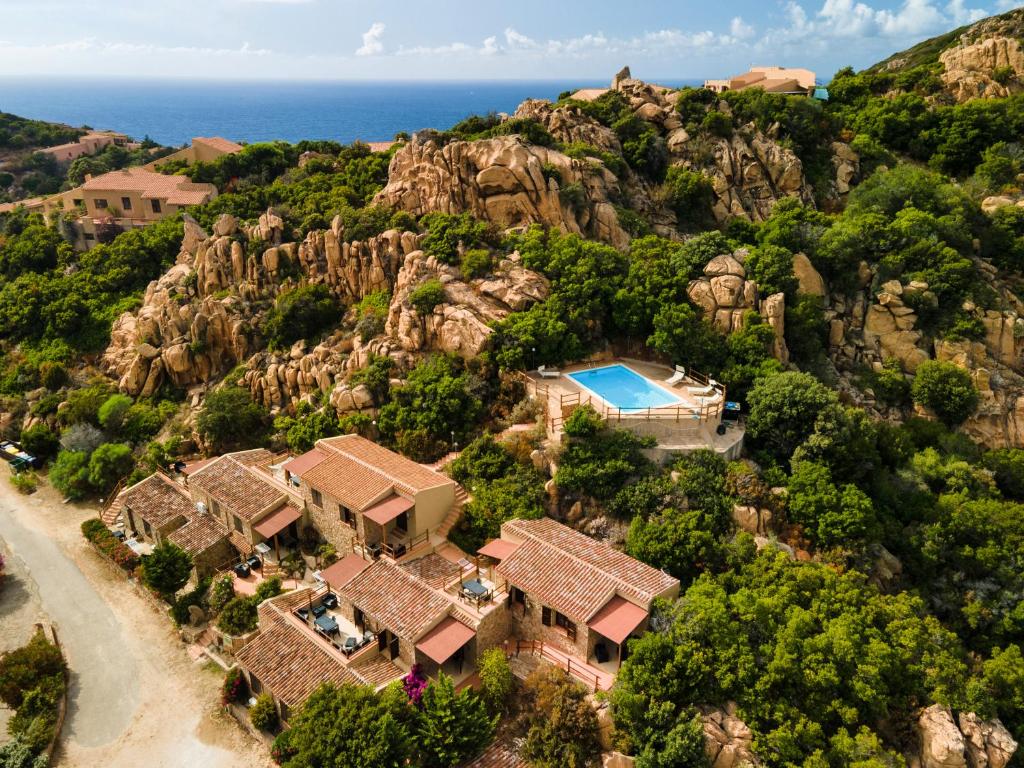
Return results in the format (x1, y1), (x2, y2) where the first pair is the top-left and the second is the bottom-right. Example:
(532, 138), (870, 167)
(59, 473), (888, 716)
(0, 476), (269, 767)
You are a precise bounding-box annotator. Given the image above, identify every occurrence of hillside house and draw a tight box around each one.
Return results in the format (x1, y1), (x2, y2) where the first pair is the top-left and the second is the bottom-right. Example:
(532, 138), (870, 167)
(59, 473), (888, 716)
(704, 66), (817, 95)
(38, 131), (135, 164)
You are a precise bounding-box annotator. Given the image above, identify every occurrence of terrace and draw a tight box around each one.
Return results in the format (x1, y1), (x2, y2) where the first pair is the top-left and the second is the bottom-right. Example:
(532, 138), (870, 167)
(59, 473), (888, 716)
(525, 358), (744, 460)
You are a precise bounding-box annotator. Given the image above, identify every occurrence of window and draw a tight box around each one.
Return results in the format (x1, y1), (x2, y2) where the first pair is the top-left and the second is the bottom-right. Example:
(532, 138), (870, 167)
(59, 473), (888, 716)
(541, 606), (552, 626)
(94, 198), (108, 210)
(311, 489), (323, 508)
(249, 673), (262, 694)
(233, 515), (243, 533)
(73, 198), (83, 208)
(143, 519), (153, 538)
(340, 505), (355, 528)
(121, 196), (132, 211)
(83, 232), (95, 241)
(512, 587), (526, 606)
(151, 199), (162, 214)
(395, 510), (408, 533)
(556, 612), (577, 641)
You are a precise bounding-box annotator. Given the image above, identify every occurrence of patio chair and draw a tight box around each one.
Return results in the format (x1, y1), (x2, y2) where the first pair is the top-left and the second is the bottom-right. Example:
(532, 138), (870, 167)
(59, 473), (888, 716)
(322, 593), (338, 609)
(664, 365), (686, 386)
(537, 365), (561, 379)
(312, 604), (328, 619)
(342, 636), (359, 654)
(687, 383), (715, 397)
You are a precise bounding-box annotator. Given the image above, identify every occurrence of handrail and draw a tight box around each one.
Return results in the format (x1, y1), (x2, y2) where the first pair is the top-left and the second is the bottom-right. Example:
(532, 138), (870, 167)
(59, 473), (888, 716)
(505, 639), (600, 692)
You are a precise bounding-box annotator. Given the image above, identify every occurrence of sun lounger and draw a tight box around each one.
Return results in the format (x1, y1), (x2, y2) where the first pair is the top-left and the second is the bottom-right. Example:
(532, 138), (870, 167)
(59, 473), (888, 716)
(665, 365), (686, 386)
(537, 365), (561, 379)
(687, 384), (715, 397)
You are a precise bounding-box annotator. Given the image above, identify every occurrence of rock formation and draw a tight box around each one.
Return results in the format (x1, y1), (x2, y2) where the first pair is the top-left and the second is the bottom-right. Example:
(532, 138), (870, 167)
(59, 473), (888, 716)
(686, 250), (789, 362)
(103, 209), (548, 415)
(939, 36), (1024, 103)
(373, 136), (632, 249)
(914, 705), (1017, 768)
(701, 705), (761, 768)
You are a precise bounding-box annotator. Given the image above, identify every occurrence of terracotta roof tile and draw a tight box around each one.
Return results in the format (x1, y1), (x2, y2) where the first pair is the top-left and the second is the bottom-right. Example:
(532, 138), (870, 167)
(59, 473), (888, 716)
(188, 455), (284, 521)
(80, 167), (216, 206)
(193, 136), (244, 154)
(302, 435), (452, 510)
(461, 736), (527, 768)
(119, 473), (194, 530)
(399, 553), (460, 590)
(235, 609), (363, 708)
(166, 512), (229, 555)
(496, 518), (679, 622)
(340, 559), (451, 640)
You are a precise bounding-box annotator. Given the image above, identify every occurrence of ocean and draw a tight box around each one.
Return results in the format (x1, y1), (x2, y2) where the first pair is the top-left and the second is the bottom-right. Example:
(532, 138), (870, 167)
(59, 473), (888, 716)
(0, 78), (701, 147)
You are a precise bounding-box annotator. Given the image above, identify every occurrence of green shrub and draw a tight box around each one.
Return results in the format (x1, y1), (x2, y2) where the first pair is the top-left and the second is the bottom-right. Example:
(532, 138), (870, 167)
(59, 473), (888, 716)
(558, 182), (587, 213)
(420, 212), (497, 264)
(18, 424), (59, 460)
(209, 574), (236, 614)
(0, 631), (65, 711)
(86, 442), (134, 493)
(196, 387), (269, 453)
(170, 577), (211, 626)
(477, 648), (514, 714)
(141, 542), (193, 601)
(217, 596), (258, 636)
(662, 166), (714, 230)
(250, 693), (279, 732)
(408, 279), (446, 315)
(97, 394), (132, 433)
(703, 110), (734, 138)
(38, 361), (67, 390)
(911, 360), (979, 426)
(222, 667), (246, 705)
(49, 450), (90, 500)
(459, 248), (492, 279)
(254, 575), (283, 602)
(9, 472), (37, 495)
(263, 284), (340, 350)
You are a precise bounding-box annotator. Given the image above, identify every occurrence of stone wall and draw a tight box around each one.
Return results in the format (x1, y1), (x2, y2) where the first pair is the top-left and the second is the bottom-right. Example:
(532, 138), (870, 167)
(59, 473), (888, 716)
(509, 596), (590, 660)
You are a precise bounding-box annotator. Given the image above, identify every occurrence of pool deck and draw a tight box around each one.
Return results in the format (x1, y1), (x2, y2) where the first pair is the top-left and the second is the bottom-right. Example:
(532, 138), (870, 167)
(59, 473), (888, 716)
(526, 359), (743, 460)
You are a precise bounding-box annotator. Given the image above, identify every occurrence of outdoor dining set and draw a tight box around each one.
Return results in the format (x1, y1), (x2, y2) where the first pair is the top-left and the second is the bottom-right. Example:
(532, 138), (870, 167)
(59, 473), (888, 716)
(294, 594), (374, 655)
(459, 578), (492, 605)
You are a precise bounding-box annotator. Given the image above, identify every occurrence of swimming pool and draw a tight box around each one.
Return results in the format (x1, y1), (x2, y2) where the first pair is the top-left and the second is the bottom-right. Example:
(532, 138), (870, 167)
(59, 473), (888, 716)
(567, 364), (683, 410)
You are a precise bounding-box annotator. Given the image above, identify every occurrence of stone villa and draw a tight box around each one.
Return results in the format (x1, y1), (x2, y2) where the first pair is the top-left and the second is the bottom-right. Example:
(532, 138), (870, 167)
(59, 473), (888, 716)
(108, 434), (678, 722)
(0, 136), (242, 249)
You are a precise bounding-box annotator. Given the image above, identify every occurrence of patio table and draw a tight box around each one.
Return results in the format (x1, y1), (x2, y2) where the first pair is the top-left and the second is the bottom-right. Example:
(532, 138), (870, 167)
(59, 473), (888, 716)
(462, 579), (489, 598)
(315, 615), (339, 635)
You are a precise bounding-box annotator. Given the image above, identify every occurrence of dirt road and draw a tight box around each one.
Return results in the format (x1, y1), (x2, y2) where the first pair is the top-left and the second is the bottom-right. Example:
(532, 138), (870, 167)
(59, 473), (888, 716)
(0, 474), (271, 768)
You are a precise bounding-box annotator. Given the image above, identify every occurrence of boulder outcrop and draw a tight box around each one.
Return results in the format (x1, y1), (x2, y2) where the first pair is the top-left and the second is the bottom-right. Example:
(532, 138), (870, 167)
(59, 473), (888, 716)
(914, 705), (1017, 768)
(686, 250), (789, 362)
(373, 136), (632, 249)
(701, 705), (761, 768)
(939, 36), (1024, 103)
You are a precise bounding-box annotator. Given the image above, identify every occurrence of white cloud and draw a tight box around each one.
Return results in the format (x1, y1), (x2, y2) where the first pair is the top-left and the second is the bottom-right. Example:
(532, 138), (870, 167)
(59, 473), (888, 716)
(730, 17), (755, 39)
(946, 0), (988, 23)
(355, 21), (385, 56)
(994, 0), (1022, 9)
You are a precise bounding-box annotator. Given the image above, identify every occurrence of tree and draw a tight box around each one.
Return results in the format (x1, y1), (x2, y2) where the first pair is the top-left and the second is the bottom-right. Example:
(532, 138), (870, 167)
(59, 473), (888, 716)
(97, 393), (133, 434)
(648, 304), (725, 373)
(635, 711), (708, 768)
(626, 505), (730, 584)
(408, 279), (447, 315)
(911, 360), (979, 427)
(521, 667), (602, 768)
(86, 442), (134, 492)
(196, 386), (269, 453)
(217, 597), (258, 636)
(746, 372), (838, 463)
(555, 406), (654, 500)
(415, 673), (496, 768)
(141, 543), (193, 601)
(477, 648), (514, 714)
(18, 424), (59, 460)
(662, 167), (714, 230)
(0, 632), (65, 710)
(48, 450), (91, 500)
(786, 461), (877, 550)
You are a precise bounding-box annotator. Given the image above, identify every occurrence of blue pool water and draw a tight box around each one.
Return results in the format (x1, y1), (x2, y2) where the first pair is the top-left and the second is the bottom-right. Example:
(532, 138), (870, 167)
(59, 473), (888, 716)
(568, 365), (682, 411)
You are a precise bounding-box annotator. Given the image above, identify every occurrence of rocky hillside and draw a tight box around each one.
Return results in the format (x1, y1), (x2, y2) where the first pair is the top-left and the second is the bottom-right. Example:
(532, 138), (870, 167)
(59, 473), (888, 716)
(868, 7), (1024, 102)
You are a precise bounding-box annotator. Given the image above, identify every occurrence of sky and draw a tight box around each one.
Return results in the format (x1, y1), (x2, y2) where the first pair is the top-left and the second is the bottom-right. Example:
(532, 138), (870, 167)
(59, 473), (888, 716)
(0, 0), (1021, 82)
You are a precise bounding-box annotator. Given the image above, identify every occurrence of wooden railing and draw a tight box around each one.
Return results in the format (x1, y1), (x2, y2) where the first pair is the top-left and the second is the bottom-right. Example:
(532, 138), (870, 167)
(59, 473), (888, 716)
(505, 639), (601, 692)
(382, 529), (429, 561)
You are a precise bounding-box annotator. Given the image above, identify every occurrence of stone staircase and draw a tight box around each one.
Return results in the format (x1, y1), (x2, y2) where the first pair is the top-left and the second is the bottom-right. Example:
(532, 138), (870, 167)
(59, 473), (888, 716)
(436, 486), (470, 540)
(100, 483), (127, 527)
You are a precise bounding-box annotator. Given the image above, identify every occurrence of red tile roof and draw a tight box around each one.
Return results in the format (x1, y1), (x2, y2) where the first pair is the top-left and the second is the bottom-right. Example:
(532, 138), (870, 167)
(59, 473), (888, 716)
(399, 552), (459, 589)
(119, 473), (194, 530)
(253, 503), (302, 538)
(81, 167), (216, 206)
(586, 595), (648, 645)
(193, 136), (244, 154)
(495, 518), (679, 622)
(363, 495), (414, 526)
(166, 512), (229, 556)
(188, 454), (284, 522)
(339, 559), (452, 641)
(460, 737), (527, 768)
(281, 448), (328, 477)
(477, 539), (520, 561)
(235, 608), (363, 708)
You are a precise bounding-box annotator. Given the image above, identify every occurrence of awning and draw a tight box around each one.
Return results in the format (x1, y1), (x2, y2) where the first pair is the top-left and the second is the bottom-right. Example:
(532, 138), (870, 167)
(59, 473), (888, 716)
(322, 553), (371, 591)
(477, 539), (521, 561)
(281, 448), (327, 478)
(416, 617), (475, 665)
(587, 596), (648, 646)
(363, 495), (414, 526)
(253, 504), (303, 538)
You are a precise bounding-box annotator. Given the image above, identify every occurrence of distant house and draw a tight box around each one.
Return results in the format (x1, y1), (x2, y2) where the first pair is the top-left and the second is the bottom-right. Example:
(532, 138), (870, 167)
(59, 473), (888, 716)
(704, 66), (817, 96)
(38, 131), (136, 164)
(0, 136), (242, 250)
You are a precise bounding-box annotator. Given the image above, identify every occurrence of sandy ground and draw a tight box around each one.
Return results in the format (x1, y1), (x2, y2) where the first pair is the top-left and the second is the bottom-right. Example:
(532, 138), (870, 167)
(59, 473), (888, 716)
(0, 471), (272, 768)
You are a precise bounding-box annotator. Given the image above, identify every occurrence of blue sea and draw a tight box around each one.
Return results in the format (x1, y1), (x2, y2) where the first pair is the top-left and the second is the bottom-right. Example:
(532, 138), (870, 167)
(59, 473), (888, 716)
(0, 78), (701, 147)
